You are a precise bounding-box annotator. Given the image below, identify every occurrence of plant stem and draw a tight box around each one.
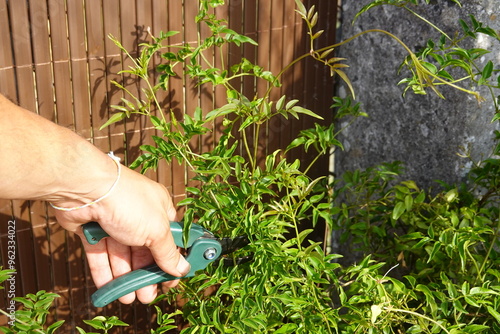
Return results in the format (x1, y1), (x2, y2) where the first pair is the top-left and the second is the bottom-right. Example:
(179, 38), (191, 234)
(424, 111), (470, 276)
(0, 309), (46, 334)
(303, 150), (325, 176)
(476, 213), (500, 281)
(252, 123), (262, 170)
(403, 7), (451, 41)
(383, 307), (451, 334)
(271, 29), (483, 101)
(242, 126), (255, 170)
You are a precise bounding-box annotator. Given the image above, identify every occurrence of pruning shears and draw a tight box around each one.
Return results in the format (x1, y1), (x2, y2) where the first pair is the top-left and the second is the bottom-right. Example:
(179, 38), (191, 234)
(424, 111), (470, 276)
(82, 221), (250, 308)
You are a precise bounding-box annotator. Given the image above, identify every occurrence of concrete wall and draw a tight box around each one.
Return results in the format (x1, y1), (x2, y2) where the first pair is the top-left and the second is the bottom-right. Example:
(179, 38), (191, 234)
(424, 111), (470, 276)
(335, 0), (500, 191)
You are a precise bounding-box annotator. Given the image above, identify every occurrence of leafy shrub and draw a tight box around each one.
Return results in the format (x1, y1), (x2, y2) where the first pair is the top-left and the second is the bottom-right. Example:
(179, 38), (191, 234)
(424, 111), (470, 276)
(104, 1), (498, 333)
(333, 158), (500, 333)
(0, 286), (64, 334)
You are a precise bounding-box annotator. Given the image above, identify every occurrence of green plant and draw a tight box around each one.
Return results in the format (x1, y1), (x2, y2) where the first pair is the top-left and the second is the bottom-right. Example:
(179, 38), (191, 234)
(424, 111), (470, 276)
(359, 1), (500, 108)
(0, 285), (64, 334)
(329, 2), (500, 332)
(76, 316), (129, 334)
(0, 269), (129, 334)
(332, 156), (500, 332)
(97, 0), (500, 333)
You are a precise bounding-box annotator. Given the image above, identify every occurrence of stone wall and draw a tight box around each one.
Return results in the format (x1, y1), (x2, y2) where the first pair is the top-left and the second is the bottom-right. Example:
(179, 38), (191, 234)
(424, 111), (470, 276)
(335, 0), (500, 191)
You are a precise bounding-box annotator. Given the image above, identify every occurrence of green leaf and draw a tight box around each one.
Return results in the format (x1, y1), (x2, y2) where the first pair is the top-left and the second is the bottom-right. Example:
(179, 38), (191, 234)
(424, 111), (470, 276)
(459, 19), (475, 37)
(238, 115), (255, 131)
(306, 4), (316, 20)
(404, 194), (413, 211)
(453, 299), (468, 313)
(226, 31), (258, 46)
(354, 1), (386, 23)
(274, 323), (298, 333)
(161, 52), (178, 61)
(437, 69), (453, 81)
(482, 60), (494, 79)
(311, 30), (324, 40)
(294, 0), (307, 16)
(286, 137), (306, 151)
(199, 300), (210, 324)
(421, 61), (437, 74)
(415, 191), (426, 203)
(371, 304), (383, 324)
(110, 104), (129, 112)
(205, 103), (237, 121)
(405, 275), (417, 288)
(464, 295), (480, 307)
(285, 99), (299, 110)
(444, 188), (458, 202)
(159, 30), (180, 39)
(290, 106), (324, 120)
(100, 112), (126, 130)
(426, 242), (442, 263)
(487, 306), (500, 323)
(297, 229), (313, 245)
(240, 316), (266, 330)
(157, 63), (177, 77)
(320, 48), (334, 60)
(392, 202), (406, 220)
(334, 69), (355, 99)
(310, 12), (319, 28)
(76, 326), (89, 334)
(194, 106), (203, 122)
(462, 324), (490, 333)
(0, 327), (14, 334)
(13, 297), (34, 309)
(276, 95), (286, 111)
(494, 111), (500, 123)
(457, 239), (469, 271)
(47, 320), (65, 334)
(469, 287), (500, 295)
(82, 319), (106, 330)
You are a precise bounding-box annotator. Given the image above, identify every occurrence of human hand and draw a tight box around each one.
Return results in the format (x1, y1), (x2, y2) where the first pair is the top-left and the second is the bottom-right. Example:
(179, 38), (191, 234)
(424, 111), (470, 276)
(52, 165), (190, 305)
(0, 95), (189, 304)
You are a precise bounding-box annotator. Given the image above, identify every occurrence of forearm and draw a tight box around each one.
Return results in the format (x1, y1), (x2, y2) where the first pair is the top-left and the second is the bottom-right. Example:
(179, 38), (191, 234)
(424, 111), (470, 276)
(0, 94), (116, 204)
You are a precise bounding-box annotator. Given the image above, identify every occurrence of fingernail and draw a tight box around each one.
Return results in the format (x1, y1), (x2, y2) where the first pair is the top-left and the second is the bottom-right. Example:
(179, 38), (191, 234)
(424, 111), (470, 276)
(176, 256), (191, 276)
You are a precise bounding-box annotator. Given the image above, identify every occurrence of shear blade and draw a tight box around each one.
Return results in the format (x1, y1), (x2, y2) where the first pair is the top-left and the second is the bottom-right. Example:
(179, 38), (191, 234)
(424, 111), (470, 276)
(215, 235), (252, 266)
(221, 255), (253, 266)
(218, 235), (250, 255)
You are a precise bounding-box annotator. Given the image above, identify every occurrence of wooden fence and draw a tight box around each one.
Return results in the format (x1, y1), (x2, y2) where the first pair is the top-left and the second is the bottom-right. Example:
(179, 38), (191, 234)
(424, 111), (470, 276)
(0, 0), (337, 332)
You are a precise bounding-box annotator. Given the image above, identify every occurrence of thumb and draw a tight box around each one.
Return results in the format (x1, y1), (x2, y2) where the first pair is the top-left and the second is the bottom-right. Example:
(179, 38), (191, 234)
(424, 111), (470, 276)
(149, 223), (191, 277)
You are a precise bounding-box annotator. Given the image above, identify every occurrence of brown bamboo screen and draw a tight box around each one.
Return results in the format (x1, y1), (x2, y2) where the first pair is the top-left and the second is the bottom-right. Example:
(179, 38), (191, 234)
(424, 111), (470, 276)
(0, 0), (337, 332)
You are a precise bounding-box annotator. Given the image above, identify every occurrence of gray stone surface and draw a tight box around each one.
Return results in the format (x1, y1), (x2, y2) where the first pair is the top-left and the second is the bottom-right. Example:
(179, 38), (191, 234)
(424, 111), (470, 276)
(335, 0), (500, 191)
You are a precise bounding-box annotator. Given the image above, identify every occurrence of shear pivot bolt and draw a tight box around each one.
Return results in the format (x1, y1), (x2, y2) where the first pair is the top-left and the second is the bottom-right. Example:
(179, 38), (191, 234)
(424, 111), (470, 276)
(204, 248), (218, 260)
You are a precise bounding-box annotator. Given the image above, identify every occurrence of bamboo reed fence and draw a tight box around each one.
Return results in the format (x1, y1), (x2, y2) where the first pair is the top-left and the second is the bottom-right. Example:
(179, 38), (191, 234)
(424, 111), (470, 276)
(0, 0), (337, 332)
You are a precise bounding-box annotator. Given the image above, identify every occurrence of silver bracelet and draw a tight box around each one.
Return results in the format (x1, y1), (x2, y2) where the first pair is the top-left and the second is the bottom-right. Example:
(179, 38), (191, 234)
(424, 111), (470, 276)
(49, 152), (121, 212)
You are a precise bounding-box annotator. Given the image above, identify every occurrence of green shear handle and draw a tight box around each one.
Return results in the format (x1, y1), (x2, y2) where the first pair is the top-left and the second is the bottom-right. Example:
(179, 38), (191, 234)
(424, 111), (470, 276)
(82, 221), (222, 307)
